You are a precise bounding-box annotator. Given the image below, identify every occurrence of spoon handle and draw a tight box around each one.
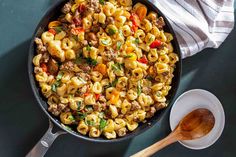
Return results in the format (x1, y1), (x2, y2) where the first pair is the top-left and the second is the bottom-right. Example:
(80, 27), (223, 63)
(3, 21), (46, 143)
(131, 132), (178, 157)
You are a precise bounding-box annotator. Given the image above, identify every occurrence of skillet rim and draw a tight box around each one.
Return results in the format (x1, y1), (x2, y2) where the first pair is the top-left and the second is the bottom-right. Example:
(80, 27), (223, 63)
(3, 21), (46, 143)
(28, 0), (182, 143)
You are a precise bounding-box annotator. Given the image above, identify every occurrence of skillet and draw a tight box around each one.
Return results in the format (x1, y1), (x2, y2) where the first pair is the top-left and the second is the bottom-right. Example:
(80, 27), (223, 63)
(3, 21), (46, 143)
(27, 0), (182, 156)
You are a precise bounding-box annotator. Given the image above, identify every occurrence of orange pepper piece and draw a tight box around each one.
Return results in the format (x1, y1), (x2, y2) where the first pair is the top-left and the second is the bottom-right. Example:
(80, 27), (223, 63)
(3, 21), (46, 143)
(110, 90), (120, 105)
(94, 63), (107, 75)
(136, 6), (147, 21)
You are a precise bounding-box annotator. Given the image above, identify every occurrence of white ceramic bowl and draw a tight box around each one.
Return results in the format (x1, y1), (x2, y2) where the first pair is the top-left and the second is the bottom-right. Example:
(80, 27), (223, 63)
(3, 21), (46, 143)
(169, 89), (225, 149)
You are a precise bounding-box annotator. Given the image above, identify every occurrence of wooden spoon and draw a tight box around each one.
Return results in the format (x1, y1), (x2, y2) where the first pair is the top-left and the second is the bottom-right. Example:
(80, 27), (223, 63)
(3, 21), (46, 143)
(131, 108), (215, 157)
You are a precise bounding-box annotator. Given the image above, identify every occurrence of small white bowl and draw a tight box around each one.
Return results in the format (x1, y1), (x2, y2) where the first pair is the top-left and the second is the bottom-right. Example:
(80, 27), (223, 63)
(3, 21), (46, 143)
(169, 89), (225, 150)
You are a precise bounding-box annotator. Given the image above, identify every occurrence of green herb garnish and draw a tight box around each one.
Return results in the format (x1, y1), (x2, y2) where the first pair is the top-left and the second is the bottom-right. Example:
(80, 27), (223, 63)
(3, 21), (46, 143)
(108, 28), (116, 35)
(77, 112), (87, 120)
(137, 81), (142, 96)
(99, 119), (107, 130)
(117, 41), (122, 50)
(56, 72), (64, 81)
(99, 0), (105, 5)
(135, 38), (140, 44)
(68, 115), (75, 121)
(111, 79), (118, 87)
(124, 54), (132, 58)
(86, 120), (95, 126)
(51, 81), (61, 92)
(77, 101), (82, 110)
(101, 39), (110, 45)
(54, 26), (63, 33)
(86, 45), (92, 51)
(86, 58), (98, 66)
(72, 35), (78, 41)
(146, 76), (154, 81)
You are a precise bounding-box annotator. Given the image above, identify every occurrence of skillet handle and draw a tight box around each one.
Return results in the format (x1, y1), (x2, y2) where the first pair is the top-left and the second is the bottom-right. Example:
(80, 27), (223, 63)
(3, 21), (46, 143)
(26, 120), (66, 157)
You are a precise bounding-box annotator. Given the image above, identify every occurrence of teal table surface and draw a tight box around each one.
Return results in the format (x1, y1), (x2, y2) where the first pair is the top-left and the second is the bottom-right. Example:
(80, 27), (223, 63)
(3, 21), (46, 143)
(0, 0), (235, 157)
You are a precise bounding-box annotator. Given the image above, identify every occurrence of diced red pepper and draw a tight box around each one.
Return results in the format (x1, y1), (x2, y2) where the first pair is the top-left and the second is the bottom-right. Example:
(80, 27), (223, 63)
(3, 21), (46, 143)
(40, 63), (48, 72)
(78, 4), (86, 13)
(150, 40), (162, 48)
(137, 56), (148, 64)
(131, 24), (138, 32)
(71, 27), (84, 35)
(84, 92), (90, 97)
(73, 17), (82, 26)
(48, 29), (56, 35)
(95, 94), (100, 100)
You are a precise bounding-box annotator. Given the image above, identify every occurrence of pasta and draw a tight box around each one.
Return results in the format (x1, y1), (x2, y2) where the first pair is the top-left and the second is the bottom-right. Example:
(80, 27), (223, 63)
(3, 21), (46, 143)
(33, 0), (179, 139)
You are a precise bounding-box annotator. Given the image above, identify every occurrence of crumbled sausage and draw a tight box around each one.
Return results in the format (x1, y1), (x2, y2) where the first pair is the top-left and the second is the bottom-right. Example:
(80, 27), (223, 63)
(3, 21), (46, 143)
(155, 102), (167, 111)
(131, 101), (141, 111)
(154, 17), (165, 29)
(60, 61), (75, 71)
(91, 24), (100, 33)
(35, 37), (47, 53)
(142, 87), (151, 95)
(99, 95), (106, 103)
(78, 64), (91, 72)
(48, 104), (60, 116)
(34, 67), (43, 74)
(86, 0), (100, 13)
(77, 72), (91, 81)
(106, 17), (115, 25)
(47, 58), (59, 75)
(101, 48), (117, 61)
(146, 106), (156, 118)
(117, 128), (127, 137)
(61, 2), (72, 14)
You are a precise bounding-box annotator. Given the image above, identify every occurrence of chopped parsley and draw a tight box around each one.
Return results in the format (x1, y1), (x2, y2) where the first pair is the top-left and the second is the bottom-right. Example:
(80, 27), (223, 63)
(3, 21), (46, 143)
(77, 101), (82, 110)
(77, 112), (87, 120)
(135, 38), (140, 44)
(68, 115), (75, 121)
(86, 58), (98, 66)
(85, 120), (95, 126)
(111, 79), (118, 87)
(99, 0), (105, 5)
(111, 63), (123, 71)
(116, 41), (122, 50)
(56, 72), (64, 81)
(124, 54), (133, 58)
(108, 28), (116, 35)
(86, 45), (92, 51)
(99, 119), (107, 130)
(54, 26), (63, 33)
(51, 81), (61, 92)
(146, 76), (154, 81)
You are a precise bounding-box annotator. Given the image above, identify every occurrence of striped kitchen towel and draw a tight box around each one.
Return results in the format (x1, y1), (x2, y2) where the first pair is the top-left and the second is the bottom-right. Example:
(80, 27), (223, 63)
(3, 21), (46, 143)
(149, 0), (235, 58)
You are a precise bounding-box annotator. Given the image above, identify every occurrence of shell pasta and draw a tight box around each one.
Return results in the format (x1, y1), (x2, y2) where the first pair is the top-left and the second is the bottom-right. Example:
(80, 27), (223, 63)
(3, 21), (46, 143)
(33, 0), (179, 139)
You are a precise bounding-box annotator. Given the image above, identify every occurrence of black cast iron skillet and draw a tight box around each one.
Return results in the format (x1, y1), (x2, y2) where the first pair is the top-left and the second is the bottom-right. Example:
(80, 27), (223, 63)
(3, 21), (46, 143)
(27, 0), (182, 156)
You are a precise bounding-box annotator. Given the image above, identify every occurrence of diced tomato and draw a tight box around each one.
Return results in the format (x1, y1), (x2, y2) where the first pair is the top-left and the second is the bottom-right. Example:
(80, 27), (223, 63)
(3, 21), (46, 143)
(150, 40), (162, 48)
(48, 29), (56, 35)
(40, 63), (48, 72)
(95, 94), (100, 100)
(71, 27), (84, 35)
(78, 4), (86, 13)
(138, 56), (148, 64)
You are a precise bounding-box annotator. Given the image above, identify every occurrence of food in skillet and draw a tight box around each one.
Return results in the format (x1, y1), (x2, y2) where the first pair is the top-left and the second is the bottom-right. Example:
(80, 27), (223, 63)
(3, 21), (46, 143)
(32, 0), (179, 139)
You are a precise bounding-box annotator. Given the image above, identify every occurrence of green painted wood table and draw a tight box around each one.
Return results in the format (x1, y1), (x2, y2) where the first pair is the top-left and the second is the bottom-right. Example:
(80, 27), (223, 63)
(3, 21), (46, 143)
(0, 0), (235, 157)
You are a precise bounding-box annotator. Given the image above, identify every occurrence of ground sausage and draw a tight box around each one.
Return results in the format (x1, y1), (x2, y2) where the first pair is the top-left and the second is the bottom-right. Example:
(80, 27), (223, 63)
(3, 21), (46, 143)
(61, 2), (72, 14)
(35, 37), (47, 53)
